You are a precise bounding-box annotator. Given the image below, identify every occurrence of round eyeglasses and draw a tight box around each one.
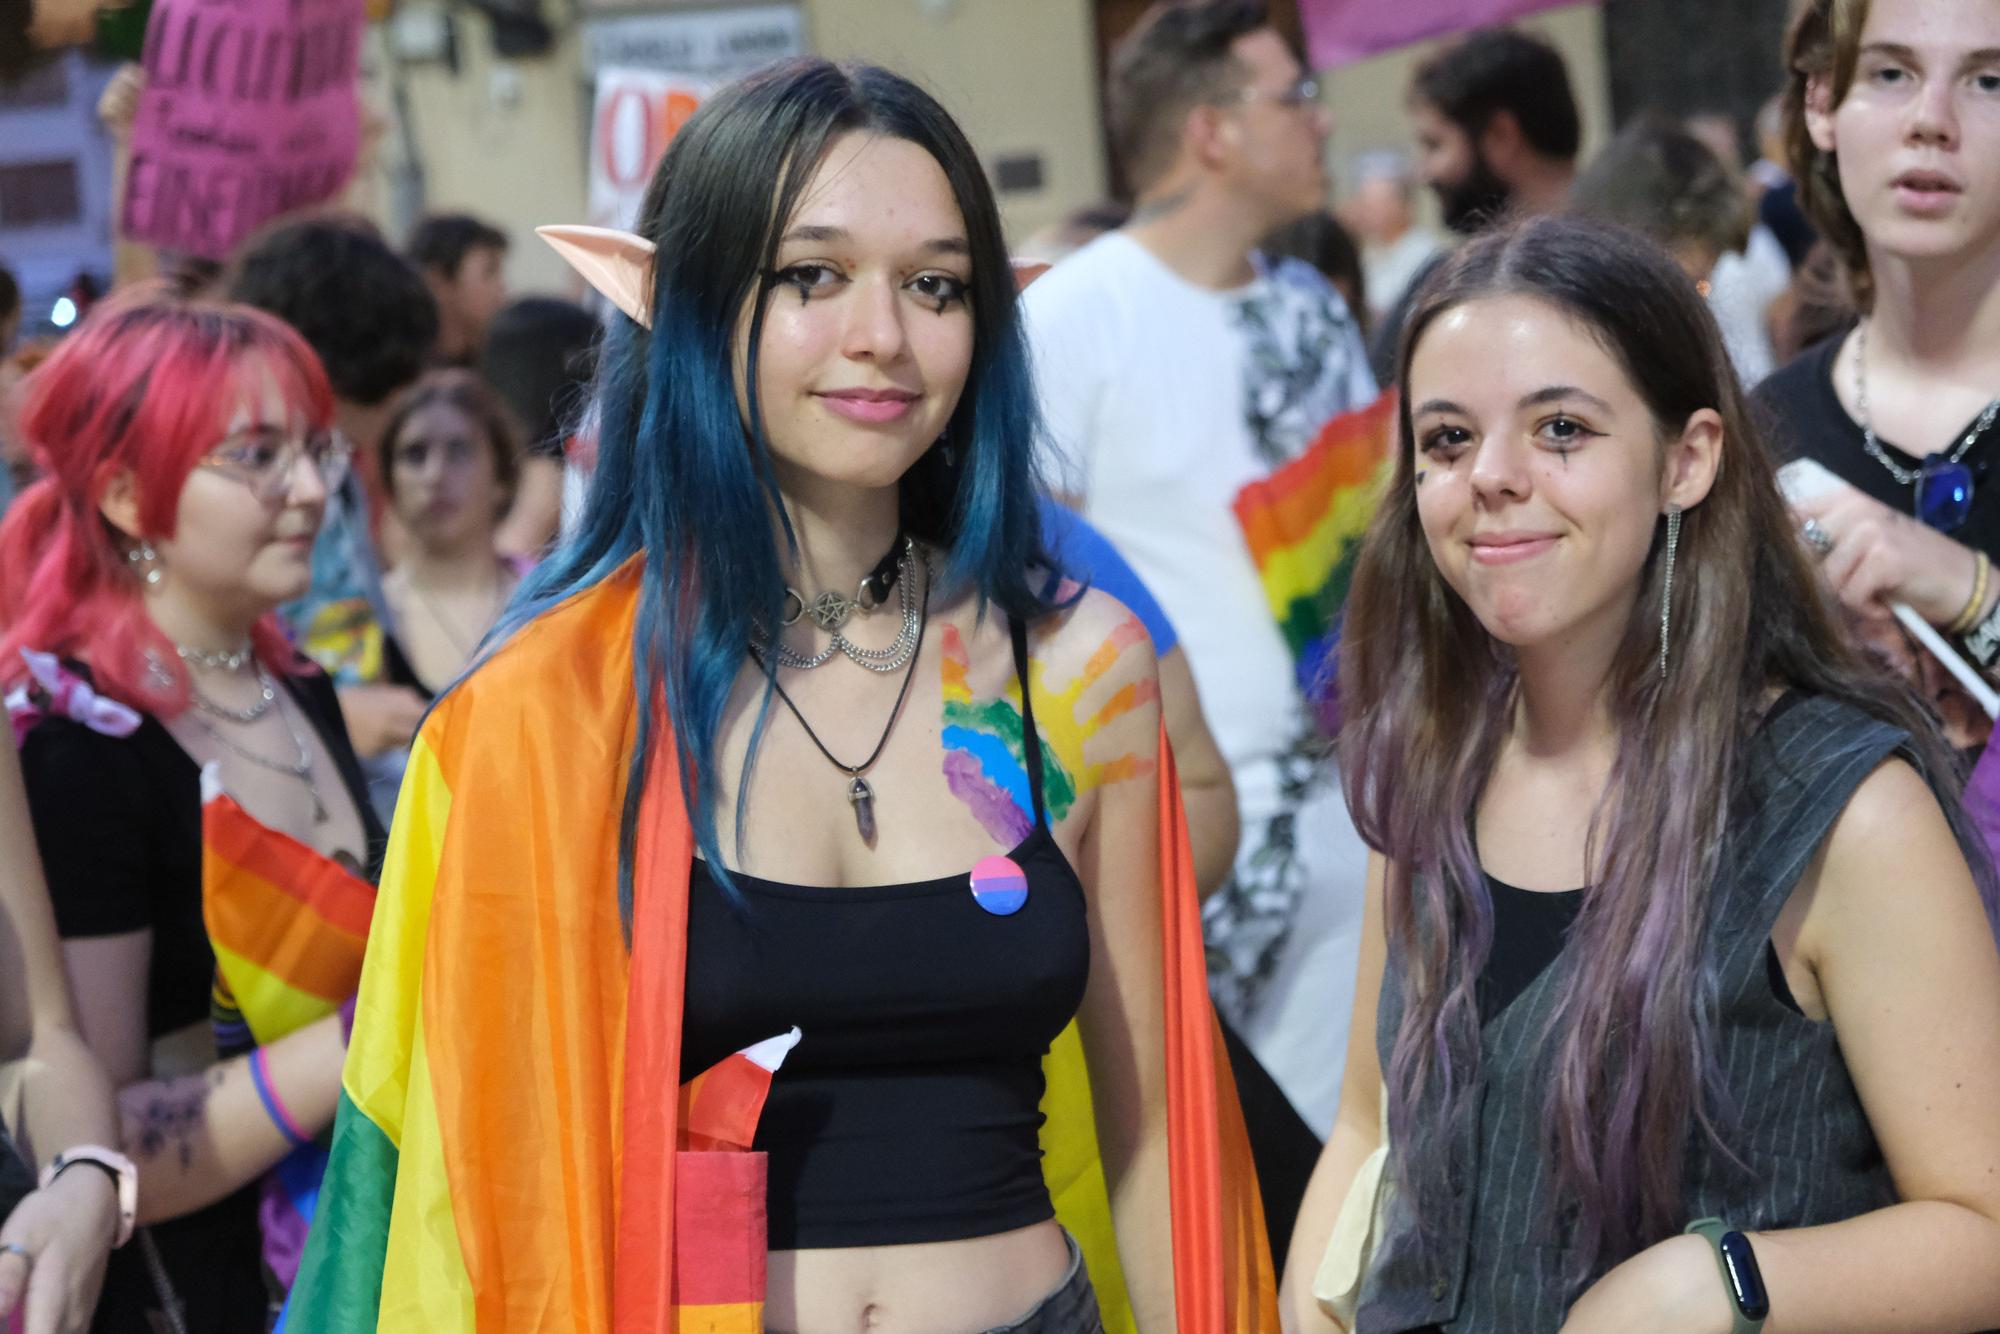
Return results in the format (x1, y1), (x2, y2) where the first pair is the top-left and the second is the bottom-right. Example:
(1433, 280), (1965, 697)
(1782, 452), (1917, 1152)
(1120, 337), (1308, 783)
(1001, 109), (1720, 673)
(197, 428), (352, 503)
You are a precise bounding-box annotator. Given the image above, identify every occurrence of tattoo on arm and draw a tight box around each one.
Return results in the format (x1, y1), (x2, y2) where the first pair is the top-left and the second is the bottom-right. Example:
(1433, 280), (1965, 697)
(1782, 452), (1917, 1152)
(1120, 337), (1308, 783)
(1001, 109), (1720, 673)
(127, 1071), (219, 1172)
(940, 617), (1159, 843)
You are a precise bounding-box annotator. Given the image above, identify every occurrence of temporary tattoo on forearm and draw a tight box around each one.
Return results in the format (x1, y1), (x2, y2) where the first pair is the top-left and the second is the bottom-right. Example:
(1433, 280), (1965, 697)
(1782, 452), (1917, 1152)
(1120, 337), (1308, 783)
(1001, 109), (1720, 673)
(940, 617), (1158, 842)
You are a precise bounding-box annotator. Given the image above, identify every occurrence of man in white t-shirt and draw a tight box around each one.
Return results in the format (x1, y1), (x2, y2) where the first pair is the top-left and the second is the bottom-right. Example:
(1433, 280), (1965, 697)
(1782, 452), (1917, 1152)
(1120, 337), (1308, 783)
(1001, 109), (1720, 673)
(1023, 0), (1374, 1139)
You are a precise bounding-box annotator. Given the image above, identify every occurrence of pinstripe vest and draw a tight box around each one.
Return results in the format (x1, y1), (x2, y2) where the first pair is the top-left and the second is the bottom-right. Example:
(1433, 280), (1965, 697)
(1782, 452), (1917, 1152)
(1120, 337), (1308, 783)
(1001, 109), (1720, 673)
(1359, 695), (1907, 1333)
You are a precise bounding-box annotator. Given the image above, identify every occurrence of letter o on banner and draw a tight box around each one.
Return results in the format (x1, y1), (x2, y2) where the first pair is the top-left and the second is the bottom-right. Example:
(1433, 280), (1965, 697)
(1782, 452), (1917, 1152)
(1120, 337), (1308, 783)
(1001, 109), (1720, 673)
(587, 69), (710, 229)
(600, 84), (653, 191)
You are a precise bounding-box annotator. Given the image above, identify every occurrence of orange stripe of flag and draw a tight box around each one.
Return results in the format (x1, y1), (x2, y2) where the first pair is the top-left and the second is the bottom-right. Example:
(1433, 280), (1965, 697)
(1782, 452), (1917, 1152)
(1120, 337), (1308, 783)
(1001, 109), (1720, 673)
(205, 795), (376, 937)
(1233, 395), (1396, 564)
(205, 867), (368, 1000)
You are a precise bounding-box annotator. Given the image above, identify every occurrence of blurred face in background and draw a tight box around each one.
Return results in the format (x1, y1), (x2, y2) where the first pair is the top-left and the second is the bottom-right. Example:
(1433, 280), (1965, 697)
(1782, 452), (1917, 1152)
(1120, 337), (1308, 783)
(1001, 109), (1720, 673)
(1216, 29), (1333, 229)
(1346, 174), (1416, 247)
(429, 244), (509, 356)
(1411, 98), (1513, 234)
(387, 399), (509, 555)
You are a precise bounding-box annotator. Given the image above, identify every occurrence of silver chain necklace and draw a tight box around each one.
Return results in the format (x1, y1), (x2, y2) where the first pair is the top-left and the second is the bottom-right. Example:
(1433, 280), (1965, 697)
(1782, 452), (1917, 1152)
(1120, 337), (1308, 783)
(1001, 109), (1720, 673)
(1854, 319), (2000, 486)
(757, 542), (924, 673)
(175, 641), (253, 673)
(189, 664), (277, 724)
(193, 687), (328, 824)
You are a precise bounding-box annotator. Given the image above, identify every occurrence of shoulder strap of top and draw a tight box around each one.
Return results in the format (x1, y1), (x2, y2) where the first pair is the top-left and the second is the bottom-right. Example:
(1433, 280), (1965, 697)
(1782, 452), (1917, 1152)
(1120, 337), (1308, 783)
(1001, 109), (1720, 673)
(1719, 693), (1911, 940)
(1008, 619), (1049, 828)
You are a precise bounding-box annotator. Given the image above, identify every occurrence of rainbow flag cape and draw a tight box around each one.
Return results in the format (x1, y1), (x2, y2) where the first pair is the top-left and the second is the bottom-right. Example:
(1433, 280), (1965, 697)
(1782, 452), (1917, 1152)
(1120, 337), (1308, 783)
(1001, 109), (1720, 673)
(283, 561), (1278, 1333)
(1232, 391), (1397, 713)
(202, 776), (375, 1288)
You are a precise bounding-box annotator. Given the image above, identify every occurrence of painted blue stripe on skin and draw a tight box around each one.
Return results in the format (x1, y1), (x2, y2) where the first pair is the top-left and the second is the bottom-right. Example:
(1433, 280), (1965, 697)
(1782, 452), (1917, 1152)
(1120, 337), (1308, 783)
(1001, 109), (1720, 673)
(941, 724), (1034, 817)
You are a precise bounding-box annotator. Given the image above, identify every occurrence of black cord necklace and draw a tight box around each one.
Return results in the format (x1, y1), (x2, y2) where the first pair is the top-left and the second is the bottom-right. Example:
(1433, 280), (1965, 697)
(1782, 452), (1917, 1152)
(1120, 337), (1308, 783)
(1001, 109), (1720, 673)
(755, 555), (929, 846)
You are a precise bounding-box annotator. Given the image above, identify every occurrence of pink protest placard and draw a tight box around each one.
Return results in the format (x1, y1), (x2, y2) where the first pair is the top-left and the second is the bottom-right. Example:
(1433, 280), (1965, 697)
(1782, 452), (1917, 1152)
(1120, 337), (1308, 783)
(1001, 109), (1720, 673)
(121, 0), (364, 260)
(1300, 0), (1585, 69)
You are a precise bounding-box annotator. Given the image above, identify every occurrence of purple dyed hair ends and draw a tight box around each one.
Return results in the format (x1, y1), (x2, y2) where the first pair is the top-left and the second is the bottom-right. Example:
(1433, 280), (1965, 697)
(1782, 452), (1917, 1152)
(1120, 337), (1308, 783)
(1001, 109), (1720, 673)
(1336, 215), (1997, 1276)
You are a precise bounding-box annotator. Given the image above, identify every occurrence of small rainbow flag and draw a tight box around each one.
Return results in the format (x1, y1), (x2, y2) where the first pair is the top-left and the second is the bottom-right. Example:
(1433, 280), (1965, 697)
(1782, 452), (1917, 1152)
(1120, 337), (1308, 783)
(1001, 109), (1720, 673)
(1231, 392), (1397, 715)
(672, 1030), (799, 1333)
(202, 770), (374, 1289)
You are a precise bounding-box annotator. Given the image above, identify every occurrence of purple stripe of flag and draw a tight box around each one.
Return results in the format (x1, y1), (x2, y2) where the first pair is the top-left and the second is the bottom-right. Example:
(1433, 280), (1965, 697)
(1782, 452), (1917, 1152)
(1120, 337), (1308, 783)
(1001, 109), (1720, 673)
(1301, 0), (1584, 69)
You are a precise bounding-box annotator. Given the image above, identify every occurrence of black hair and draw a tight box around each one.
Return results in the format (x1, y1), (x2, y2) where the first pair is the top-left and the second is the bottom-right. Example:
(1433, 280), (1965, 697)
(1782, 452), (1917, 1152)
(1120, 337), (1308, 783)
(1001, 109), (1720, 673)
(478, 296), (601, 457)
(227, 215), (440, 407)
(407, 213), (509, 280)
(1410, 26), (1581, 161)
(1106, 0), (1270, 194)
(500, 57), (1058, 927)
(0, 261), (18, 324)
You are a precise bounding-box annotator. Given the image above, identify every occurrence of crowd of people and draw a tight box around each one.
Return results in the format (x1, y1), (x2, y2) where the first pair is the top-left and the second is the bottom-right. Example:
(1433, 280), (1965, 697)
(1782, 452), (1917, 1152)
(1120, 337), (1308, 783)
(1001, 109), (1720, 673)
(0, 0), (1996, 1330)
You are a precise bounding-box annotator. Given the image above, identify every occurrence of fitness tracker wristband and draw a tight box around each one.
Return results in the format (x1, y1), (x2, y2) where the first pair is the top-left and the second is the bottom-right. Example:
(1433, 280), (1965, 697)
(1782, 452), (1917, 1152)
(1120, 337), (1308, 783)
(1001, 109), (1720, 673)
(1963, 591), (2000, 669)
(1684, 1218), (1768, 1333)
(41, 1145), (137, 1248)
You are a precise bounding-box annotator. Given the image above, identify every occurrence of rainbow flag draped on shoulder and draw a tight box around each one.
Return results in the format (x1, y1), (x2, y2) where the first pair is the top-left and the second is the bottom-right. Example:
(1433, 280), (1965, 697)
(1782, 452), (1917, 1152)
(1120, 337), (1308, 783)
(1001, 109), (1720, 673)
(285, 560), (1278, 1332)
(1232, 391), (1397, 715)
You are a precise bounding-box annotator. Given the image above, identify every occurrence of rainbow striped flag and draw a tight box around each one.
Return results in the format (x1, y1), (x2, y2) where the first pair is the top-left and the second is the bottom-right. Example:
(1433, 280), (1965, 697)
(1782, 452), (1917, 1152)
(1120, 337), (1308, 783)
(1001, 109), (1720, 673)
(284, 562), (1279, 1334)
(201, 773), (374, 1288)
(1232, 392), (1397, 717)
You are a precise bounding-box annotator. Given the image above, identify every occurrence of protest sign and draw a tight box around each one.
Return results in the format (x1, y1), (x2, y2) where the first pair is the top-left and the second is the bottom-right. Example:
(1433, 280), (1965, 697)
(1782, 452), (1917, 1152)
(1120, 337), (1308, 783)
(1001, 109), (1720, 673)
(121, 0), (364, 259)
(586, 67), (706, 231)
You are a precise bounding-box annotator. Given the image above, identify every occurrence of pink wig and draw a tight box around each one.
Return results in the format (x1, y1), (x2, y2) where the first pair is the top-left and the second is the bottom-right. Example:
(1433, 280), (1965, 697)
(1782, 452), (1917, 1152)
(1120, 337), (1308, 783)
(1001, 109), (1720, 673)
(0, 290), (335, 718)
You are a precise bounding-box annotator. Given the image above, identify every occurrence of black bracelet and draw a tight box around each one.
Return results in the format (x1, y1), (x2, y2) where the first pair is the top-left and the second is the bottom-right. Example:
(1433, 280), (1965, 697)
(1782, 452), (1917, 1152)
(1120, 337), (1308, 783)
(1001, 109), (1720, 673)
(47, 1157), (119, 1192)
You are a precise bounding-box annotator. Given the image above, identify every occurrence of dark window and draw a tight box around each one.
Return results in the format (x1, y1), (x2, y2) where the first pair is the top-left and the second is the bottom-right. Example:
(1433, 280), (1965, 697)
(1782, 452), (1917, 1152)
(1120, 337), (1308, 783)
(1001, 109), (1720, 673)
(0, 61), (70, 110)
(0, 160), (83, 228)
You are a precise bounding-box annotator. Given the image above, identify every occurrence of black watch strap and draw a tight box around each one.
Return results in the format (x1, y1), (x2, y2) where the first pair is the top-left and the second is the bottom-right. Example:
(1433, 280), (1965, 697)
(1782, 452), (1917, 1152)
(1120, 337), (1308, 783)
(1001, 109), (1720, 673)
(1684, 1218), (1769, 1333)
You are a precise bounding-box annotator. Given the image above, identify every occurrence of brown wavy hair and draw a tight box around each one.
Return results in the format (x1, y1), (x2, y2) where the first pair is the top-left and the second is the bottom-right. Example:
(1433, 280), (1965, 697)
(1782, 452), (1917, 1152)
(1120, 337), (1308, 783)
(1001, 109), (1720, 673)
(1337, 214), (1990, 1275)
(1781, 0), (1873, 306)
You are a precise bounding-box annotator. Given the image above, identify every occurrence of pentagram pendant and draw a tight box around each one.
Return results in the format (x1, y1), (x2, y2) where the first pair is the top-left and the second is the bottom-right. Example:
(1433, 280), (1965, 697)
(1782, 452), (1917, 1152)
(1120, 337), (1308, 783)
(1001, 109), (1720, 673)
(809, 590), (855, 632)
(847, 775), (877, 845)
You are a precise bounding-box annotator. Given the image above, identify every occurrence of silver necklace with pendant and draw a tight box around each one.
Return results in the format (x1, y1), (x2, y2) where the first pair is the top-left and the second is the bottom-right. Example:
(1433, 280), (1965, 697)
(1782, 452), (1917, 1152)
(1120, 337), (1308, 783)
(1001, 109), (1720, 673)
(757, 537), (920, 673)
(192, 685), (329, 825)
(751, 556), (929, 844)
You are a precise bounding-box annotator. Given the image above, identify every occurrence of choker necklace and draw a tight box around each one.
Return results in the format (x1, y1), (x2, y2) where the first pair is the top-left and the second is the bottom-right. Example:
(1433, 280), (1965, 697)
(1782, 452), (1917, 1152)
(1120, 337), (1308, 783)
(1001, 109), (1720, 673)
(753, 557), (929, 844)
(759, 539), (923, 673)
(176, 641), (254, 673)
(783, 534), (907, 634)
(191, 663), (277, 724)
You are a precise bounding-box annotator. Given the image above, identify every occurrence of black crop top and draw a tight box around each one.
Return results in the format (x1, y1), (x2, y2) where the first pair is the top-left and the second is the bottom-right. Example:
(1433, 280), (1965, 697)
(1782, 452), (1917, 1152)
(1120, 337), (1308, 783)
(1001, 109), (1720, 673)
(1476, 695), (1813, 1023)
(681, 621), (1092, 1250)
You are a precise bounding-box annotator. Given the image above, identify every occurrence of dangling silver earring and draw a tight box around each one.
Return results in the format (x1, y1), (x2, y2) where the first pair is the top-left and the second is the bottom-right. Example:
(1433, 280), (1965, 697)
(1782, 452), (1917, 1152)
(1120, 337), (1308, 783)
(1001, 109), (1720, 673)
(941, 440), (959, 468)
(127, 542), (162, 587)
(1657, 505), (1682, 680)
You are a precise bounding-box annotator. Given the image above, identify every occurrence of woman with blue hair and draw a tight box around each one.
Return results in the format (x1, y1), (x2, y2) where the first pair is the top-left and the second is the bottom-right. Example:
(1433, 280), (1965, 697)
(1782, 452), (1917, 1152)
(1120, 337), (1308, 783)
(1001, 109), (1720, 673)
(288, 58), (1274, 1334)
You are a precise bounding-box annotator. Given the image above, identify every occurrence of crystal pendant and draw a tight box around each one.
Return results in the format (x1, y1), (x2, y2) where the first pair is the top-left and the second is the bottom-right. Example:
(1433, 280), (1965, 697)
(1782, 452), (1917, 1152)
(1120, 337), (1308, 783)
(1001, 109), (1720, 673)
(847, 775), (876, 845)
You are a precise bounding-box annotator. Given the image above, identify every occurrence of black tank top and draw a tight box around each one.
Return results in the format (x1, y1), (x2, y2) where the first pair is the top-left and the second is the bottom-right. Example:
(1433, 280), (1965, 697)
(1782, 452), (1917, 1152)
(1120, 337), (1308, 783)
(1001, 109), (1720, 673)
(681, 619), (1092, 1249)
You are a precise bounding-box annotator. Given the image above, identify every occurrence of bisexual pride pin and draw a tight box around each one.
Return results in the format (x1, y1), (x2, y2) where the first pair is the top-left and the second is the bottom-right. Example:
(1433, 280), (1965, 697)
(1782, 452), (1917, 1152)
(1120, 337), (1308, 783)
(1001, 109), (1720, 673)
(969, 854), (1028, 916)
